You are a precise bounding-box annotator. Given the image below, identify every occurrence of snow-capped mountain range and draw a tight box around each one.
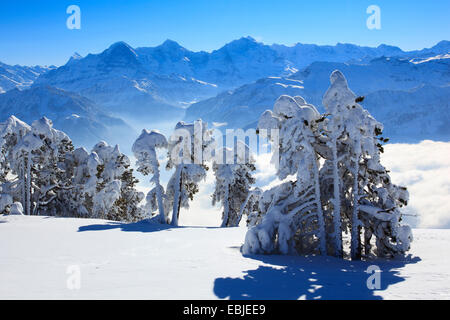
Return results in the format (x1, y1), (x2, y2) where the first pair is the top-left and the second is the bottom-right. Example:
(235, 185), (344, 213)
(0, 62), (55, 93)
(186, 54), (450, 141)
(0, 37), (449, 144)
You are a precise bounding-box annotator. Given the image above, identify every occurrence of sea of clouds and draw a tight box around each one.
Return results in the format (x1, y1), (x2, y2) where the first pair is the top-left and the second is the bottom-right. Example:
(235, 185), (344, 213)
(154, 141), (450, 229)
(382, 140), (450, 229)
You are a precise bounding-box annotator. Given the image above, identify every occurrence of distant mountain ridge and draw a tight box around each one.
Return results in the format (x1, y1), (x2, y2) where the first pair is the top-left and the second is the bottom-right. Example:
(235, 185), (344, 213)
(0, 62), (55, 93)
(30, 38), (450, 122)
(0, 85), (132, 147)
(1, 38), (449, 144)
(3, 38), (449, 96)
(186, 55), (450, 142)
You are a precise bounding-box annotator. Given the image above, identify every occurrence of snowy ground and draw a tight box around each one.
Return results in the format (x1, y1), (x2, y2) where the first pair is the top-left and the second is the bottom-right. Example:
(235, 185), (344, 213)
(1, 215), (449, 299)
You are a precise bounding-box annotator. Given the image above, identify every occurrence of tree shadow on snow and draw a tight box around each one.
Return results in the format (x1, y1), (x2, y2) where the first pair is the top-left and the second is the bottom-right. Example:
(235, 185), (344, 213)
(78, 219), (175, 233)
(78, 219), (221, 233)
(214, 253), (421, 300)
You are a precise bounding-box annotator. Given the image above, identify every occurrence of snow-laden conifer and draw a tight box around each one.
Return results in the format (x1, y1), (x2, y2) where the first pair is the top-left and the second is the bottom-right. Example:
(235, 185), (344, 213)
(165, 120), (214, 226)
(212, 141), (256, 227)
(132, 129), (168, 223)
(243, 70), (413, 258)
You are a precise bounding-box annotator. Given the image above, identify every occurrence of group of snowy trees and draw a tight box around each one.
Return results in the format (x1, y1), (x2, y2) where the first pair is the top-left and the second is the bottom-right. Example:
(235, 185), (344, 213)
(241, 71), (412, 259)
(0, 115), (256, 228)
(0, 70), (413, 259)
(0, 116), (144, 221)
(132, 120), (256, 227)
(123, 70), (414, 259)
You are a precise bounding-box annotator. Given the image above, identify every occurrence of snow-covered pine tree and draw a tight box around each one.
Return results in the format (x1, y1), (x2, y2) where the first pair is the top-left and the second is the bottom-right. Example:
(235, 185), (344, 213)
(320, 71), (412, 259)
(356, 130), (413, 257)
(239, 187), (263, 227)
(26, 118), (74, 216)
(91, 141), (144, 222)
(320, 76), (356, 258)
(11, 124), (43, 216)
(1, 117), (73, 216)
(212, 141), (256, 227)
(0, 116), (31, 208)
(165, 120), (214, 226)
(322, 71), (380, 259)
(0, 116), (144, 222)
(242, 95), (327, 255)
(67, 147), (96, 217)
(114, 159), (145, 222)
(243, 70), (412, 259)
(132, 129), (168, 223)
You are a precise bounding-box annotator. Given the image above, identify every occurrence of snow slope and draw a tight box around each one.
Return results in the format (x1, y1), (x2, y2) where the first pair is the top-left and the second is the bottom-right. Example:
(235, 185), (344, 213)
(184, 77), (306, 128)
(0, 85), (133, 147)
(0, 62), (55, 93)
(185, 56), (450, 141)
(0, 215), (448, 299)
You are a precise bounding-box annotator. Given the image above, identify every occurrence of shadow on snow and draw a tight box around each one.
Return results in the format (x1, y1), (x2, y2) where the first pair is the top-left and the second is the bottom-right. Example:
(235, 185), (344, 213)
(77, 219), (421, 300)
(213, 253), (421, 300)
(78, 219), (220, 233)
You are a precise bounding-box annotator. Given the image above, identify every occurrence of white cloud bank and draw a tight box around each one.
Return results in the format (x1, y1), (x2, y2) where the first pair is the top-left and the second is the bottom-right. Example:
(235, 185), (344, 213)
(382, 140), (450, 228)
(143, 140), (450, 229)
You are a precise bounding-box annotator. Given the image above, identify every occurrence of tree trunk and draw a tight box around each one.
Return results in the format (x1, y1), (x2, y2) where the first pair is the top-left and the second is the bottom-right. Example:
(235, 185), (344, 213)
(220, 184), (230, 227)
(171, 165), (183, 226)
(153, 164), (166, 224)
(26, 152), (31, 216)
(351, 142), (362, 260)
(331, 138), (343, 257)
(311, 155), (327, 255)
(21, 156), (26, 214)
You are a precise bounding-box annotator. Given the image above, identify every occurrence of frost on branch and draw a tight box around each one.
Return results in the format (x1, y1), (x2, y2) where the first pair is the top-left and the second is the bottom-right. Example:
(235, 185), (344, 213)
(243, 71), (412, 259)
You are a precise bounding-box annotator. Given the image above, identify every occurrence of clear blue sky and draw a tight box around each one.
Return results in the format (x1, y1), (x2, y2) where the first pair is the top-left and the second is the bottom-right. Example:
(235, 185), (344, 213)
(0, 0), (449, 66)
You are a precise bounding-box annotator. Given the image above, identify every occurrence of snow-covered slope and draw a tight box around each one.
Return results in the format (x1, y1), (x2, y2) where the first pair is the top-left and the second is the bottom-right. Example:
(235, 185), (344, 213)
(0, 61), (54, 93)
(0, 215), (448, 299)
(290, 56), (450, 106)
(272, 40), (450, 68)
(271, 42), (404, 69)
(185, 77), (306, 128)
(186, 56), (450, 141)
(402, 40), (450, 60)
(364, 85), (450, 141)
(0, 85), (133, 147)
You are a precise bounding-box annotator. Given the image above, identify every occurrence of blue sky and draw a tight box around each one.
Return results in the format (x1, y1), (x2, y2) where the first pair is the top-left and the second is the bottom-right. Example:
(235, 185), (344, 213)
(0, 0), (449, 66)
